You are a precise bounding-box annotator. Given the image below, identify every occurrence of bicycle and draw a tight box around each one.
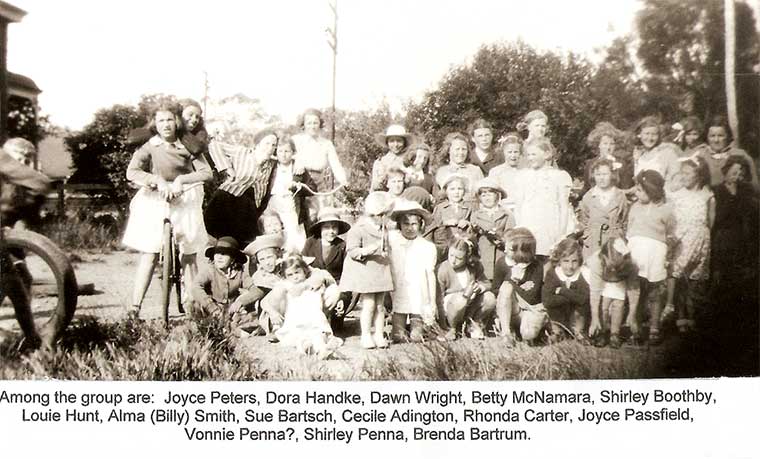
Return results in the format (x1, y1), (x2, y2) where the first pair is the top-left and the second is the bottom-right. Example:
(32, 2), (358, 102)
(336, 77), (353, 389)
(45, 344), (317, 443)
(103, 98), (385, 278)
(0, 225), (78, 348)
(133, 181), (203, 327)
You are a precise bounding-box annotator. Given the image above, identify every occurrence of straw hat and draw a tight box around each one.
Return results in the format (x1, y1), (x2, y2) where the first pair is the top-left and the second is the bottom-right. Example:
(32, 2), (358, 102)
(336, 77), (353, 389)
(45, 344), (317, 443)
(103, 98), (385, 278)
(243, 234), (284, 257)
(204, 237), (247, 265)
(363, 191), (395, 216)
(374, 125), (414, 149)
(308, 207), (351, 237)
(474, 177), (507, 198)
(389, 199), (432, 226)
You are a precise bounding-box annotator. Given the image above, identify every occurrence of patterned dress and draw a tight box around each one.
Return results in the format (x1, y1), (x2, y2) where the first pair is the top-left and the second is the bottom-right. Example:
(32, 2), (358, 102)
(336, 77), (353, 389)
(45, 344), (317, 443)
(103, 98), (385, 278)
(670, 188), (712, 280)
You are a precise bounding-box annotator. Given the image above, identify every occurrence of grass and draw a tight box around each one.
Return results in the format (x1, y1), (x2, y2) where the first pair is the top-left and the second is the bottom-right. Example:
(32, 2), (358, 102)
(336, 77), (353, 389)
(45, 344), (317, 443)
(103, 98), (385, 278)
(0, 305), (269, 380)
(38, 214), (122, 253)
(1, 306), (755, 380)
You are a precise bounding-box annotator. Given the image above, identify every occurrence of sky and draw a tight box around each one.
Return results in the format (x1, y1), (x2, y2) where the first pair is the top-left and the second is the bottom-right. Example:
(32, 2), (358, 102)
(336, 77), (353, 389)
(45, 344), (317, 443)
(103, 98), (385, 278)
(7, 0), (645, 130)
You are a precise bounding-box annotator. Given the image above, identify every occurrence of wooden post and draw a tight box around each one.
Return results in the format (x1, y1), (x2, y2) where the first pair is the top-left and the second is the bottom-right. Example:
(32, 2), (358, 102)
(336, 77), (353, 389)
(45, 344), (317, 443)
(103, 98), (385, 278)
(724, 0), (739, 142)
(56, 180), (65, 216)
(0, 19), (8, 145)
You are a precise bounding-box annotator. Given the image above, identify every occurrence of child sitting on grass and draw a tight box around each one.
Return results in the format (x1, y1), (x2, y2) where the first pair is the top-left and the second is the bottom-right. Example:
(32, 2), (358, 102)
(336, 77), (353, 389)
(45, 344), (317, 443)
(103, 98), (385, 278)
(243, 234), (285, 335)
(542, 238), (591, 342)
(192, 237), (264, 329)
(268, 253), (343, 358)
(493, 227), (548, 345)
(437, 238), (496, 341)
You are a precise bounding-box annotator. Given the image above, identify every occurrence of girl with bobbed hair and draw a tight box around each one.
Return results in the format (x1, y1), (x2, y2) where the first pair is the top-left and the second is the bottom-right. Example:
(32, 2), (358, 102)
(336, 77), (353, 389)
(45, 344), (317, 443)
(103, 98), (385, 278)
(434, 132), (484, 203)
(468, 118), (504, 174)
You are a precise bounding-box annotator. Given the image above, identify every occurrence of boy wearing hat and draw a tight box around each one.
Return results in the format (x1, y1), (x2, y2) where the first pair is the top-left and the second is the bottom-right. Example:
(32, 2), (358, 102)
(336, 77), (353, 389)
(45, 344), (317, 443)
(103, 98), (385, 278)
(387, 199), (438, 343)
(469, 177), (516, 280)
(302, 208), (352, 330)
(192, 236), (264, 316)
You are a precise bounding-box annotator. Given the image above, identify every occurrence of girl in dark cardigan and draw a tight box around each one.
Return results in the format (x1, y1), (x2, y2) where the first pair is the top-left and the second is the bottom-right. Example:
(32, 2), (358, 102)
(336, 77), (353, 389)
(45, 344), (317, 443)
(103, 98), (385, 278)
(542, 238), (590, 341)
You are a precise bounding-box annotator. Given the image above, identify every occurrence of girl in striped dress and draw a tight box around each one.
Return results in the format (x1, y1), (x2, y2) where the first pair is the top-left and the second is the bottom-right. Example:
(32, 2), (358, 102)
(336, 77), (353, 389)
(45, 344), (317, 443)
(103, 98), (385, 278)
(204, 129), (279, 245)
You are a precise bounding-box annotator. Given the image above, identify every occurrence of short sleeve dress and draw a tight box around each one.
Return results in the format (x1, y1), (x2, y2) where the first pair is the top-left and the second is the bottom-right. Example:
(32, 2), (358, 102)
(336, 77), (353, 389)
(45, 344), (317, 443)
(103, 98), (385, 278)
(338, 217), (394, 293)
(670, 187), (713, 280)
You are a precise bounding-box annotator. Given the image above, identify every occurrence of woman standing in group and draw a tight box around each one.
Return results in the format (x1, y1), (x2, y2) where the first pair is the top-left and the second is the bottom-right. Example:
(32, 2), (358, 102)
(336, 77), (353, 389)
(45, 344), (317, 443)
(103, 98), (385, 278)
(204, 128), (279, 246)
(292, 108), (348, 221)
(697, 115), (758, 191)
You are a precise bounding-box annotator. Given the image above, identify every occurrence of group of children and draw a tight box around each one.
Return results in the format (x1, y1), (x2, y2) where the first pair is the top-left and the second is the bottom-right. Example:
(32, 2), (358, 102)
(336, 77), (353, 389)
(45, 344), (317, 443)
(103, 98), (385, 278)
(114, 100), (757, 356)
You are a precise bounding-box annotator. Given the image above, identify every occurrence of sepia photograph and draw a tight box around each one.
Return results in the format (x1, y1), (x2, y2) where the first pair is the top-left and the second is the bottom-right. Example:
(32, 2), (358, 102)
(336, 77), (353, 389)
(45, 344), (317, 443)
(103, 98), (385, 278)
(0, 0), (757, 381)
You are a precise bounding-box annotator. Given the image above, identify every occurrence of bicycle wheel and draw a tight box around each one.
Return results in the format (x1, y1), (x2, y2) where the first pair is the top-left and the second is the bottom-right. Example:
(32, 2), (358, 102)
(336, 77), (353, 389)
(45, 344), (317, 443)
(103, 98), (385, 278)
(160, 220), (173, 326)
(1, 228), (78, 346)
(174, 240), (183, 315)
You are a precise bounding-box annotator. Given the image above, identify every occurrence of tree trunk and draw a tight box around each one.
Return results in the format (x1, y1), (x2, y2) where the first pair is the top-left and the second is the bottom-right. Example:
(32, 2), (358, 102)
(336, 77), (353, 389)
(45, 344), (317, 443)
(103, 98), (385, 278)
(724, 0), (739, 143)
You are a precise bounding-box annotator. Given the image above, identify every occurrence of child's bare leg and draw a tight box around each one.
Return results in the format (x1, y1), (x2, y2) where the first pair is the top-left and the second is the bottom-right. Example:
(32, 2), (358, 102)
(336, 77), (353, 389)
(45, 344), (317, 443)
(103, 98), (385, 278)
(647, 281), (666, 344)
(359, 293), (376, 345)
(131, 253), (158, 310)
(372, 292), (388, 347)
(601, 297), (612, 332)
(625, 278), (642, 338)
(496, 283), (515, 337)
(180, 253), (198, 308)
(608, 299), (625, 336)
(445, 294), (469, 338)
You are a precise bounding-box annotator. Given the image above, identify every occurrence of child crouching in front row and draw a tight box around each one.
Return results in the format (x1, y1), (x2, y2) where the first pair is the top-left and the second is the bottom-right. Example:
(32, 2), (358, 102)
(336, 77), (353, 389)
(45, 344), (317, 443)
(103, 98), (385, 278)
(266, 253), (343, 358)
(542, 238), (591, 342)
(494, 227), (548, 345)
(437, 238), (496, 341)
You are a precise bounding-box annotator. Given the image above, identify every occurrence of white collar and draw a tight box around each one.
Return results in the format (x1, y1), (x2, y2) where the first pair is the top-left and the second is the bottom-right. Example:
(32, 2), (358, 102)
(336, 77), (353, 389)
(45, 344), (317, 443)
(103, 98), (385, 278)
(149, 135), (184, 149)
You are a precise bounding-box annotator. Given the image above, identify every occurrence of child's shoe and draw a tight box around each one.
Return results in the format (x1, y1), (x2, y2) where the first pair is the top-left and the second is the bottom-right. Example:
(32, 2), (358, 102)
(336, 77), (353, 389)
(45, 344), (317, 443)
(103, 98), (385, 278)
(360, 334), (376, 349)
(373, 332), (389, 349)
(444, 328), (458, 342)
(391, 313), (409, 343)
(648, 328), (663, 346)
(467, 320), (485, 340)
(409, 316), (424, 343)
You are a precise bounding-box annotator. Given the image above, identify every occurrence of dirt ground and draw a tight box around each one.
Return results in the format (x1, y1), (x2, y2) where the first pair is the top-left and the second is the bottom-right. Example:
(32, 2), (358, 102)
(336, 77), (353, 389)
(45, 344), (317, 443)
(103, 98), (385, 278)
(0, 250), (421, 378)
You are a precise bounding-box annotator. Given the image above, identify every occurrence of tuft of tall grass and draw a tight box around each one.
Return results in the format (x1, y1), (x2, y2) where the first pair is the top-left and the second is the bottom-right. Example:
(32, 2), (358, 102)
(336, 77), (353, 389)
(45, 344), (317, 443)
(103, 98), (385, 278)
(359, 339), (664, 381)
(38, 215), (122, 252)
(0, 311), (268, 381)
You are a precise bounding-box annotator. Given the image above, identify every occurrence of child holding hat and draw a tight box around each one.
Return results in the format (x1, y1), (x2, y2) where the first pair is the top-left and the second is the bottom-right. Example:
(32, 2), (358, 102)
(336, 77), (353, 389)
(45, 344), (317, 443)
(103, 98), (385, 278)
(302, 208), (352, 330)
(192, 236), (264, 316)
(386, 199), (438, 343)
(339, 191), (395, 349)
(469, 177), (515, 280)
(371, 124), (415, 191)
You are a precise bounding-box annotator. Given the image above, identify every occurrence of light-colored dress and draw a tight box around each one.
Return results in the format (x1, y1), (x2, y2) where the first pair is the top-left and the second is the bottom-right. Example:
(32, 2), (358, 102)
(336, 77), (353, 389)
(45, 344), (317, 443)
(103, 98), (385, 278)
(670, 187), (713, 280)
(265, 163), (306, 252)
(292, 133), (347, 189)
(275, 288), (335, 355)
(123, 136), (211, 255)
(434, 163), (484, 202)
(488, 164), (521, 212)
(513, 167), (573, 256)
(339, 217), (394, 293)
(387, 231), (437, 318)
(633, 142), (682, 190)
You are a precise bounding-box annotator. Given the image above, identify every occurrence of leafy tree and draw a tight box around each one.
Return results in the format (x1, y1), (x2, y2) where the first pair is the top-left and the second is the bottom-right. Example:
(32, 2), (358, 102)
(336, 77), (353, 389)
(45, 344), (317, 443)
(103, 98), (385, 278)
(330, 102), (395, 206)
(406, 42), (610, 176)
(618, 0), (759, 155)
(7, 95), (50, 144)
